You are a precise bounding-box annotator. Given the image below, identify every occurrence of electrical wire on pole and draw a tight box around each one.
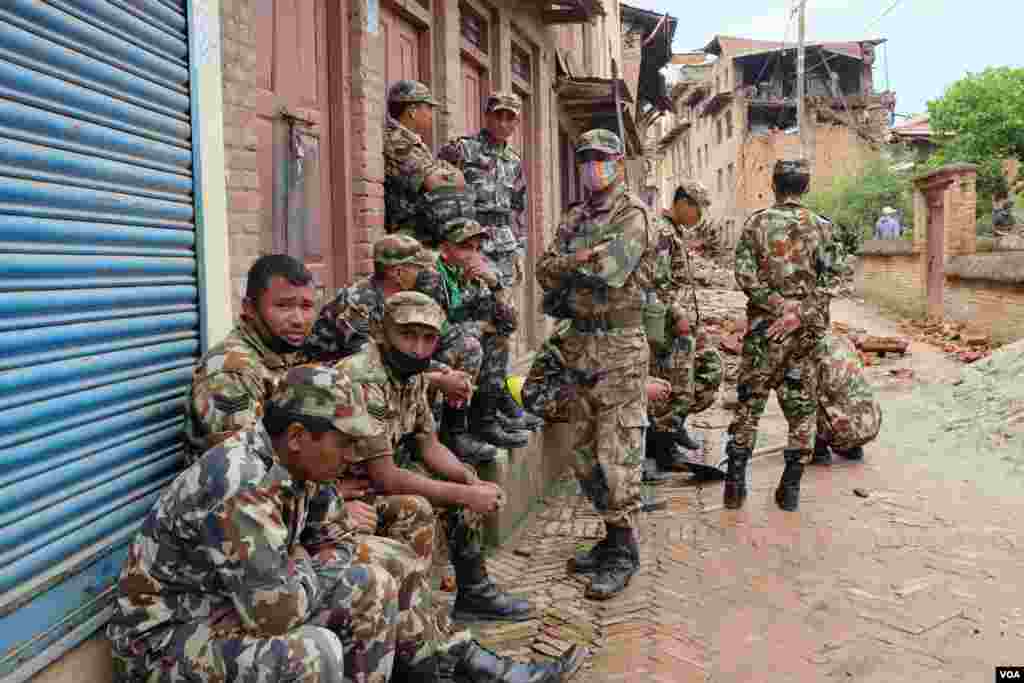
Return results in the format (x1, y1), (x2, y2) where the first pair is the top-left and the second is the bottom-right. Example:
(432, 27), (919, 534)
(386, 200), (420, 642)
(796, 0), (808, 158)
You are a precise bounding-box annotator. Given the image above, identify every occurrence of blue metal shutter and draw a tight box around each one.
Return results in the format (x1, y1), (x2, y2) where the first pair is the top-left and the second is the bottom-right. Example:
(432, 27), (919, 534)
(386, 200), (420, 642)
(0, 1), (200, 678)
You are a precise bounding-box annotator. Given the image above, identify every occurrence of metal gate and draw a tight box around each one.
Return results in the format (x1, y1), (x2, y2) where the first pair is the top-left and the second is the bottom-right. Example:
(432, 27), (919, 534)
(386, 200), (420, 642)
(0, 1), (201, 678)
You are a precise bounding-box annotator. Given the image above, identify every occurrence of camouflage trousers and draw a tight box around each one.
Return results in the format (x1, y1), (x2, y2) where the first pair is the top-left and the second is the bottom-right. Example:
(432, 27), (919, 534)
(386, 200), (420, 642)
(729, 323), (824, 454)
(436, 324), (484, 387)
(648, 330), (724, 434)
(362, 495), (451, 665)
(394, 438), (487, 566)
(561, 327), (648, 530)
(491, 256), (522, 330)
(818, 399), (882, 451)
(119, 545), (398, 683)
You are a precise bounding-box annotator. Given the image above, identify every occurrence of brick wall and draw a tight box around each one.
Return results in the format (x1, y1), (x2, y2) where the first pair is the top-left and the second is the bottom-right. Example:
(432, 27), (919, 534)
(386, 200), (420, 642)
(220, 0), (261, 313)
(855, 251), (926, 319)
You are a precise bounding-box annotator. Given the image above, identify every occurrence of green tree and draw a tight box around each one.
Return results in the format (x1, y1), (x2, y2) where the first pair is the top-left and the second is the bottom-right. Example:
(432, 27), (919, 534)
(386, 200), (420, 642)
(805, 157), (914, 250)
(926, 67), (1024, 216)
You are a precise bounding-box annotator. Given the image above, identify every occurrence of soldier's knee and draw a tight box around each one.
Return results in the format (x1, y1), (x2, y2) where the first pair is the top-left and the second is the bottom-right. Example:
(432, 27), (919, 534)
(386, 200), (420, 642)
(288, 626), (345, 682)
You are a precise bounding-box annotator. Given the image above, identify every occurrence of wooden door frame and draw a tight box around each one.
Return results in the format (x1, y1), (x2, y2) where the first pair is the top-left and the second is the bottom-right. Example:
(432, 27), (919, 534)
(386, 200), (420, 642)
(327, 0), (353, 285)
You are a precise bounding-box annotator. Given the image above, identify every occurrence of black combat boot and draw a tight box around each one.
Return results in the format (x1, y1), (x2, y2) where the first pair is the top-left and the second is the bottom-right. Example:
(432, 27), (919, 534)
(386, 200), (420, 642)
(723, 442), (751, 509)
(442, 404), (498, 466)
(642, 457), (673, 484)
(648, 432), (692, 472)
(497, 390), (545, 432)
(674, 416), (702, 451)
(585, 525), (639, 600)
(810, 436), (832, 465)
(775, 449), (807, 511)
(566, 534), (610, 574)
(450, 519), (532, 622)
(438, 640), (583, 683)
(473, 394), (530, 449)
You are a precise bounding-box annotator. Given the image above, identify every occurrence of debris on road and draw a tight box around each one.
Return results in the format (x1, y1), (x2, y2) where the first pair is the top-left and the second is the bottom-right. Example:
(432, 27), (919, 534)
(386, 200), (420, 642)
(896, 316), (998, 364)
(853, 488), (870, 498)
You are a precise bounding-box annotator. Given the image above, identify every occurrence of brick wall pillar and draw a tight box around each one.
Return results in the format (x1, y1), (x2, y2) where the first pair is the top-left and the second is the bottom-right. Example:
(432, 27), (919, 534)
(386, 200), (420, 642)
(348, 0), (387, 277)
(220, 0), (261, 312)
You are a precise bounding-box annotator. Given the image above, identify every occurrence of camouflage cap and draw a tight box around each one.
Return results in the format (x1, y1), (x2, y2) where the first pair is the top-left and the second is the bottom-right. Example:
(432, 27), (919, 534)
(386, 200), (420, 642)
(387, 79), (439, 106)
(383, 291), (445, 332)
(271, 365), (379, 438)
(440, 217), (487, 244)
(486, 91), (522, 115)
(773, 158), (811, 177)
(575, 128), (624, 156)
(675, 179), (711, 209)
(374, 234), (422, 267)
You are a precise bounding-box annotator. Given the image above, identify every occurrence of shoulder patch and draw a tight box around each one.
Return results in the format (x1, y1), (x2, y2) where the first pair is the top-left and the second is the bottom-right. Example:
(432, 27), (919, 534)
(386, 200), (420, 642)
(213, 393), (252, 415)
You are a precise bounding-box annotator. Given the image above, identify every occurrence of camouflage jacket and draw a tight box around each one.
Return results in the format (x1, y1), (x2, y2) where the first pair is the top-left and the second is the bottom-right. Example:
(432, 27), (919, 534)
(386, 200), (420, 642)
(305, 276), (390, 364)
(335, 342), (436, 470)
(734, 201), (844, 332)
(183, 317), (305, 463)
(108, 425), (355, 665)
(537, 185), (657, 320)
(653, 211), (699, 327)
(438, 129), (527, 254)
(817, 334), (882, 441)
(384, 117), (441, 236)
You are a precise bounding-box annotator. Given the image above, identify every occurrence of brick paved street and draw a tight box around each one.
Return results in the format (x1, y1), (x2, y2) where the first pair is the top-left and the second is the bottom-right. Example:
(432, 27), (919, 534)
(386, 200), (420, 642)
(444, 300), (1024, 683)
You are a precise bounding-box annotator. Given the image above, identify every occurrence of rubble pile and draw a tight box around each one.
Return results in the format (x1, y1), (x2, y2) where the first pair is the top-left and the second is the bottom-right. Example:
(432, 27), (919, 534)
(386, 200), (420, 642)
(895, 317), (998, 364)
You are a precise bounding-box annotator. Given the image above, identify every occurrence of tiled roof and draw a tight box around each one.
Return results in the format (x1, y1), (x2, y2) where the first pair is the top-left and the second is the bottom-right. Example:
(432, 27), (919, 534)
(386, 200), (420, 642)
(704, 35), (884, 61)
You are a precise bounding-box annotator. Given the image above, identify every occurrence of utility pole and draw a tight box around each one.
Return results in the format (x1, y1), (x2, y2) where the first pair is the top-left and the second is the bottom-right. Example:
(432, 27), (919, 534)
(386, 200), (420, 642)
(796, 0), (808, 158)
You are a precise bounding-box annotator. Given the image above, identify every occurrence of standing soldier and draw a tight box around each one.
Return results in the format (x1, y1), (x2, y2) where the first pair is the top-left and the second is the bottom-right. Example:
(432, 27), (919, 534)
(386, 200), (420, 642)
(383, 80), (465, 245)
(725, 159), (845, 512)
(811, 333), (882, 464)
(536, 129), (658, 600)
(438, 91), (541, 432)
(645, 181), (725, 481)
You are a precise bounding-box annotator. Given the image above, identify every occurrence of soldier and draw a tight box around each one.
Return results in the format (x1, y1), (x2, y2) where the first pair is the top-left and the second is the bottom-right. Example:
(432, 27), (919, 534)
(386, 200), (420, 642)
(183, 254), (315, 462)
(305, 234), (496, 464)
(438, 91), (541, 433)
(384, 80), (465, 246)
(110, 366), (405, 683)
(810, 333), (882, 464)
(336, 292), (538, 624)
(536, 129), (659, 600)
(645, 181), (725, 482)
(725, 158), (845, 512)
(430, 216), (529, 450)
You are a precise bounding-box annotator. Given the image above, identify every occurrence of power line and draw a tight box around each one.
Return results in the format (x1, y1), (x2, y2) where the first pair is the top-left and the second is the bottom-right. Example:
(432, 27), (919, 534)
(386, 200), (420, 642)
(864, 0), (905, 33)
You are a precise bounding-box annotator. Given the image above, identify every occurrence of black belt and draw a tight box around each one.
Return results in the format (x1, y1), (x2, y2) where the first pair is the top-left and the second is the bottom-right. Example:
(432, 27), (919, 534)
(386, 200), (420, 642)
(571, 311), (644, 333)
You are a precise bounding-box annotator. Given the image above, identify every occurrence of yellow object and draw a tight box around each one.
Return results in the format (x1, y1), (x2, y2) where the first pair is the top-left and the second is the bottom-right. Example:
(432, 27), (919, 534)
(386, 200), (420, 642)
(506, 375), (525, 408)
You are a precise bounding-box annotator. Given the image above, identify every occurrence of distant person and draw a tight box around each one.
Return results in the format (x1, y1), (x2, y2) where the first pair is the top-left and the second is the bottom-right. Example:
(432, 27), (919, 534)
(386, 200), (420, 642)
(873, 207), (902, 240)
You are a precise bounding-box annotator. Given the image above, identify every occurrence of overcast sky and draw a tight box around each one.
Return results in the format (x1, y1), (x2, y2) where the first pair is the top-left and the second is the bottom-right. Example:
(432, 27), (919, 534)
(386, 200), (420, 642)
(626, 0), (1023, 119)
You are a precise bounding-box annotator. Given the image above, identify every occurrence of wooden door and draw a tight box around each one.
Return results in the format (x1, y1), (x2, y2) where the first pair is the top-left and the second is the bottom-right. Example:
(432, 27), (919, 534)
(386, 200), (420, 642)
(511, 88), (536, 352)
(382, 9), (421, 84)
(462, 58), (484, 136)
(926, 189), (945, 318)
(254, 0), (334, 293)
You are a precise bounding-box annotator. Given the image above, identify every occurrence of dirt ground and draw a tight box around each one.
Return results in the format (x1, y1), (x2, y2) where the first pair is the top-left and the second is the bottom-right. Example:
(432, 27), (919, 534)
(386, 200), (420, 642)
(449, 296), (1024, 682)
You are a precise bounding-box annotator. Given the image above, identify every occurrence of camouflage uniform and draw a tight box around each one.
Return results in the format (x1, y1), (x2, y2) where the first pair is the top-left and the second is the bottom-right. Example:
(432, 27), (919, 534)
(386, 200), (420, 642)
(816, 334), (882, 450)
(183, 315), (304, 463)
(729, 199), (844, 454)
(536, 130), (658, 532)
(336, 337), (487, 569)
(109, 368), (401, 683)
(383, 80), (460, 246)
(648, 181), (722, 434)
(438, 91), (527, 315)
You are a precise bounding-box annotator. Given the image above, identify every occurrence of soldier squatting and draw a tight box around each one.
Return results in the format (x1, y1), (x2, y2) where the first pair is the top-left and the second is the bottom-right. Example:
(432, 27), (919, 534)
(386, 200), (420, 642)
(108, 79), (881, 681)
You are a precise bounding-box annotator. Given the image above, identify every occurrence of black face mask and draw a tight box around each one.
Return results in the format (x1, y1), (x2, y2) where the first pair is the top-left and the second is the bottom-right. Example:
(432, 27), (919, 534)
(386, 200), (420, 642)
(247, 309), (305, 355)
(381, 344), (431, 380)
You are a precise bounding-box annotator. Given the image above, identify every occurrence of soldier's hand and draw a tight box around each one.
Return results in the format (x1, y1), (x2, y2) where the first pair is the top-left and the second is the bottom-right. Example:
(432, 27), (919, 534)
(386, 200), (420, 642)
(461, 464), (479, 485)
(427, 369), (474, 403)
(574, 248), (598, 265)
(766, 300), (802, 341)
(336, 477), (372, 500)
(675, 318), (692, 337)
(646, 378), (671, 403)
(344, 500), (378, 534)
(463, 483), (503, 514)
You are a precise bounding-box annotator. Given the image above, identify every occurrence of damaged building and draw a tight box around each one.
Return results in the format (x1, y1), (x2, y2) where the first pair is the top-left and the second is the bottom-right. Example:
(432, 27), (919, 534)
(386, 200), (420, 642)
(654, 35), (897, 244)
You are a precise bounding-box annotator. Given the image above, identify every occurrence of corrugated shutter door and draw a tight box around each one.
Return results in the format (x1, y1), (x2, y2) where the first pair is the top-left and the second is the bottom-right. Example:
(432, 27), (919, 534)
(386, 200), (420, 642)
(0, 1), (199, 678)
